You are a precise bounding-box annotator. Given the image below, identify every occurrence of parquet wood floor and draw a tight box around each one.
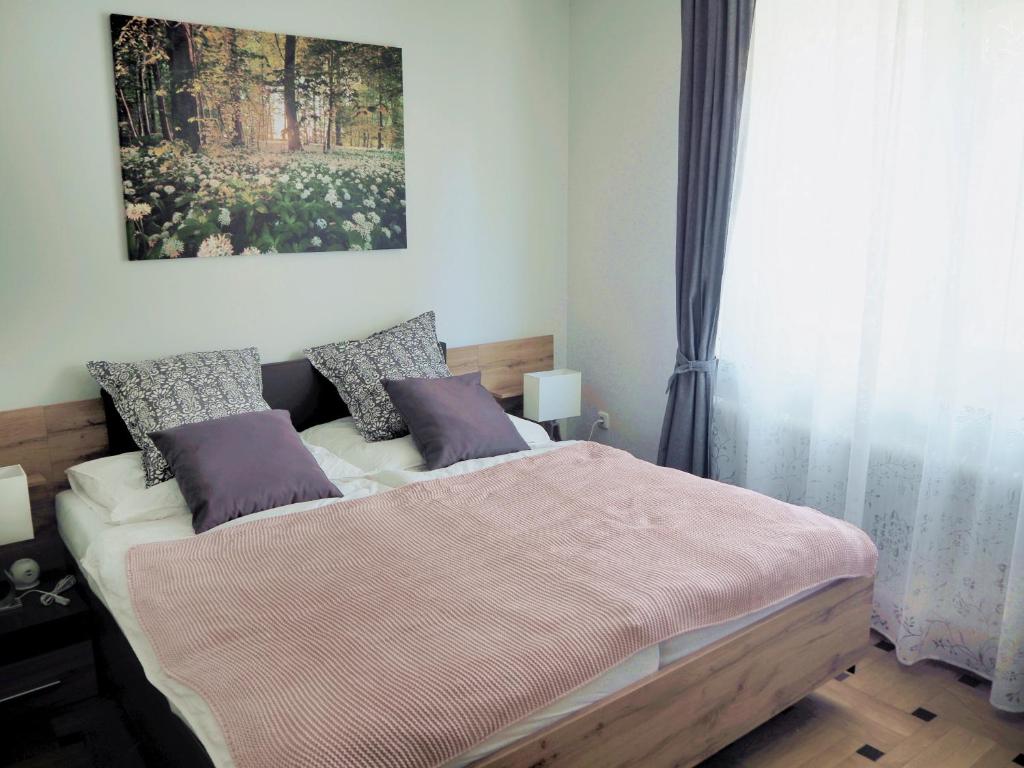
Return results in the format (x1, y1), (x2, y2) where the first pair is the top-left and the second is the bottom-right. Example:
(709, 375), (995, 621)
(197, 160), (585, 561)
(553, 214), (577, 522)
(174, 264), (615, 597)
(698, 632), (1024, 768)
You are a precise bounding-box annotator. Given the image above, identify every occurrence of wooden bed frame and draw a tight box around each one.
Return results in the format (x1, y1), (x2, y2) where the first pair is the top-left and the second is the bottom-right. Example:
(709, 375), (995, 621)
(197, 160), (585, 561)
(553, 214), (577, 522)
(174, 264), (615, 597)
(0, 333), (874, 768)
(476, 576), (873, 768)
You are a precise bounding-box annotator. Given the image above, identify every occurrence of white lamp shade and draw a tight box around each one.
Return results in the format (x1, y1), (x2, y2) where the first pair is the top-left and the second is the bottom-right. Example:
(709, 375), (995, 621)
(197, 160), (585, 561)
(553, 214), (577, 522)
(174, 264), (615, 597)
(0, 465), (34, 546)
(523, 369), (582, 422)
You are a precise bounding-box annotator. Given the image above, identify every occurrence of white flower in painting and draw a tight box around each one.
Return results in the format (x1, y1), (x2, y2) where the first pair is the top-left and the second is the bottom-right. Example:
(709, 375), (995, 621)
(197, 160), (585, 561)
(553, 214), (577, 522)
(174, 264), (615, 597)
(363, 198), (375, 209)
(295, 181), (304, 190)
(147, 235), (160, 247)
(163, 185), (175, 194)
(300, 189), (310, 199)
(341, 220), (355, 232)
(149, 191), (160, 199)
(161, 221), (172, 230)
(278, 173), (290, 184)
(218, 208), (231, 226)
(185, 176), (195, 184)
(162, 237), (184, 258)
(385, 188), (396, 198)
(392, 224), (401, 235)
(197, 233), (233, 258)
(368, 212), (380, 225)
(370, 184), (378, 194)
(343, 190), (351, 201)
(324, 188), (338, 205)
(334, 201), (344, 209)
(264, 247), (278, 255)
(172, 212), (184, 224)
(350, 243), (362, 251)
(380, 226), (390, 238)
(241, 246), (260, 256)
(125, 202), (152, 221)
(310, 236), (322, 247)
(352, 212), (367, 226)
(316, 218), (327, 230)
(208, 179), (220, 189)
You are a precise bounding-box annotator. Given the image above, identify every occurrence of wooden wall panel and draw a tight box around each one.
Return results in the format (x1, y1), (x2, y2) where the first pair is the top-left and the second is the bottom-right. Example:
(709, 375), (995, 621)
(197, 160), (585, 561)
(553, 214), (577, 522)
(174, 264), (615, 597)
(0, 407), (51, 480)
(0, 335), (555, 530)
(0, 399), (110, 533)
(445, 345), (480, 378)
(454, 335), (554, 399)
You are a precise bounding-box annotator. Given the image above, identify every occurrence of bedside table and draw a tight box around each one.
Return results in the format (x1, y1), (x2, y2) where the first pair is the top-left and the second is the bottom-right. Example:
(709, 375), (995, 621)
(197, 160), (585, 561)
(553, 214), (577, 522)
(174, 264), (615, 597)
(0, 573), (96, 716)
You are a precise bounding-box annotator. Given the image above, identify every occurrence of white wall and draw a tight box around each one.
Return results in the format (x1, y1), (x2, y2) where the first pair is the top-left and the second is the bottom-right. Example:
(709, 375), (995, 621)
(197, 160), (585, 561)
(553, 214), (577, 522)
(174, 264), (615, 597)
(566, 0), (679, 461)
(0, 0), (568, 409)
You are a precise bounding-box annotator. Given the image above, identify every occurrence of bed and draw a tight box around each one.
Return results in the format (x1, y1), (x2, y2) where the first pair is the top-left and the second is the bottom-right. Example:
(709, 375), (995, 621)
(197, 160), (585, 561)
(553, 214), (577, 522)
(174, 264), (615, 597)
(58, 481), (850, 768)
(8, 338), (874, 768)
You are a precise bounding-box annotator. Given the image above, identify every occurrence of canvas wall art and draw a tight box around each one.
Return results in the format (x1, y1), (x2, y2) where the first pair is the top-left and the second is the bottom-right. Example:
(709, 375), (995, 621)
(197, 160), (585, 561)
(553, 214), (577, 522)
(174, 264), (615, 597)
(110, 15), (406, 259)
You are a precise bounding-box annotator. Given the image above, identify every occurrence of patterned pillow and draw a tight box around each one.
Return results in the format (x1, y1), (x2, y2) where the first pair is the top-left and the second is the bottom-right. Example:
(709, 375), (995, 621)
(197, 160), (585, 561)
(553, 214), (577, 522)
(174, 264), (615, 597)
(305, 311), (451, 441)
(87, 348), (270, 486)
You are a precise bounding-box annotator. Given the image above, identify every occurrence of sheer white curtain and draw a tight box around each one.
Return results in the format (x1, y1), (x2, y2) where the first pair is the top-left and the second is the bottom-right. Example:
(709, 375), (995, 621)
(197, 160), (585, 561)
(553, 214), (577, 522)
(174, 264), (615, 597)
(713, 0), (1024, 711)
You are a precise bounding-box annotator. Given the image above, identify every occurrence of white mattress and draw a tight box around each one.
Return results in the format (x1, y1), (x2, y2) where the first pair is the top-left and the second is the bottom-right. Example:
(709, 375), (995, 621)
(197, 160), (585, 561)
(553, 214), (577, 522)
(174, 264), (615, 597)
(57, 451), (834, 768)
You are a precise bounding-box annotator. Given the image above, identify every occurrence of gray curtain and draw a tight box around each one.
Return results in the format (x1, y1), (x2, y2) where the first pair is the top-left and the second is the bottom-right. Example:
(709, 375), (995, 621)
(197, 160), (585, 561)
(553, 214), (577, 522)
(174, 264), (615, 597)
(658, 0), (756, 476)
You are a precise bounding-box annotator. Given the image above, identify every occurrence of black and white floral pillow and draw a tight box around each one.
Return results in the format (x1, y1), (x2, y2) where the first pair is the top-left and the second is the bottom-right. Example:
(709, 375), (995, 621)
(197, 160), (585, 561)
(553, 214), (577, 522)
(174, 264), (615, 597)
(306, 311), (451, 441)
(87, 348), (270, 486)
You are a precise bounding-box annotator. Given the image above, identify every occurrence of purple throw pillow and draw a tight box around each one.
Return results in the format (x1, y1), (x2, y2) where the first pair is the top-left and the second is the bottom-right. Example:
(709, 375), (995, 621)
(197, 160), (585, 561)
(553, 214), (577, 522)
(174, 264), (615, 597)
(149, 410), (342, 534)
(383, 372), (529, 470)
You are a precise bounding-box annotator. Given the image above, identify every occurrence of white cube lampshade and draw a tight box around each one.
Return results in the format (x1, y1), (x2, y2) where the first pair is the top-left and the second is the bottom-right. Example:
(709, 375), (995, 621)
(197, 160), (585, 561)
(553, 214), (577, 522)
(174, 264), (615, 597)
(523, 369), (582, 422)
(0, 465), (34, 546)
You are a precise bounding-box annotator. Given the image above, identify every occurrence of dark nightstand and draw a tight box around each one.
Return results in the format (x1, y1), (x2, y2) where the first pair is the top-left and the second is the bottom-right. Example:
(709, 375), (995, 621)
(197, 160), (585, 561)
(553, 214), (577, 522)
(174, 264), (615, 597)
(0, 573), (97, 717)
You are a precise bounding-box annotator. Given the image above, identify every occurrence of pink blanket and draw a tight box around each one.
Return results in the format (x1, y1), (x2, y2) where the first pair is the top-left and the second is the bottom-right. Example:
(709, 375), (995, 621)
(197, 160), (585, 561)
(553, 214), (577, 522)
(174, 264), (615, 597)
(126, 443), (877, 768)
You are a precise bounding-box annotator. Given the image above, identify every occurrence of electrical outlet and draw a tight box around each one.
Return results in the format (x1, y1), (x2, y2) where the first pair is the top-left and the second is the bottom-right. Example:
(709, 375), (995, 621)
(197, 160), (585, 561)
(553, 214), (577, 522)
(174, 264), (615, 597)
(597, 411), (611, 430)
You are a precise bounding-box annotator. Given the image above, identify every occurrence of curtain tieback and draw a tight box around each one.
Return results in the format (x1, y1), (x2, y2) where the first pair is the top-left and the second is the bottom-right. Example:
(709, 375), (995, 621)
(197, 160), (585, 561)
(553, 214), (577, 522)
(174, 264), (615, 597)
(666, 355), (718, 393)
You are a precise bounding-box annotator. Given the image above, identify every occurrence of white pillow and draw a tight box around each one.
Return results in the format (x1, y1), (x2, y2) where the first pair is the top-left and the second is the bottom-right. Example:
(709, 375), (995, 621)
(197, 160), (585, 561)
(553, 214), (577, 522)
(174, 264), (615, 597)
(66, 451), (189, 524)
(66, 451), (146, 515)
(109, 480), (190, 525)
(301, 417), (424, 473)
(66, 443), (366, 525)
(301, 414), (553, 472)
(509, 415), (555, 447)
(304, 442), (367, 481)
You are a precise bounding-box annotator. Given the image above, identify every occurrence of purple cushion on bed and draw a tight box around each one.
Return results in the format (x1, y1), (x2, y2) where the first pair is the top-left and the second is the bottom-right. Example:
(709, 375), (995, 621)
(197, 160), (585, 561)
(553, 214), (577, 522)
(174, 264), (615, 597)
(149, 409), (342, 534)
(383, 372), (529, 470)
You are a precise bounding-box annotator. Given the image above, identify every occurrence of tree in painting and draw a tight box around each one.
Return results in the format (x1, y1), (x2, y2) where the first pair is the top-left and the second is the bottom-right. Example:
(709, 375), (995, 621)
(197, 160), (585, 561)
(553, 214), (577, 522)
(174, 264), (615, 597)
(111, 15), (406, 259)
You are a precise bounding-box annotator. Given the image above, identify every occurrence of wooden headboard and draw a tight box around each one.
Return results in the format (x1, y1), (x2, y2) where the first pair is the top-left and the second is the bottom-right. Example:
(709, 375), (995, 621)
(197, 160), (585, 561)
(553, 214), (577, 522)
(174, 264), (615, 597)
(0, 335), (553, 534)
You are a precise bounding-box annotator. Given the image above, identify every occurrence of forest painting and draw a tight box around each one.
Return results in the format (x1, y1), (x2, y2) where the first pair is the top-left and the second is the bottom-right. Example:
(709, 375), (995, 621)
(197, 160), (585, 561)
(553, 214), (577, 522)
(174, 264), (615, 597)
(110, 15), (406, 259)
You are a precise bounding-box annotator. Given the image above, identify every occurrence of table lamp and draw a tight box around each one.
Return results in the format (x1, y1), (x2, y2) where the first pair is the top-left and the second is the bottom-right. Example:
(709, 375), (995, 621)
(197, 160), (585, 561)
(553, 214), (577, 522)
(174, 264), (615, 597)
(0, 465), (34, 546)
(523, 369), (581, 440)
(0, 465), (34, 613)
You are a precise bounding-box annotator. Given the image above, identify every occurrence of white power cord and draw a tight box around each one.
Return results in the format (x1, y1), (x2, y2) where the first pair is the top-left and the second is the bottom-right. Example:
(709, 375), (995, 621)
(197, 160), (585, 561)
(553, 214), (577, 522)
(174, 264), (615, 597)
(587, 418), (603, 442)
(20, 575), (76, 607)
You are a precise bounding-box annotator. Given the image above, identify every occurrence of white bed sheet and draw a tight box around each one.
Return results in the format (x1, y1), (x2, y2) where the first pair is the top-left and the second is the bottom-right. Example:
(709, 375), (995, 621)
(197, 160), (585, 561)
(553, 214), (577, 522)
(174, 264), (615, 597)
(58, 442), (835, 768)
(57, 491), (112, 562)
